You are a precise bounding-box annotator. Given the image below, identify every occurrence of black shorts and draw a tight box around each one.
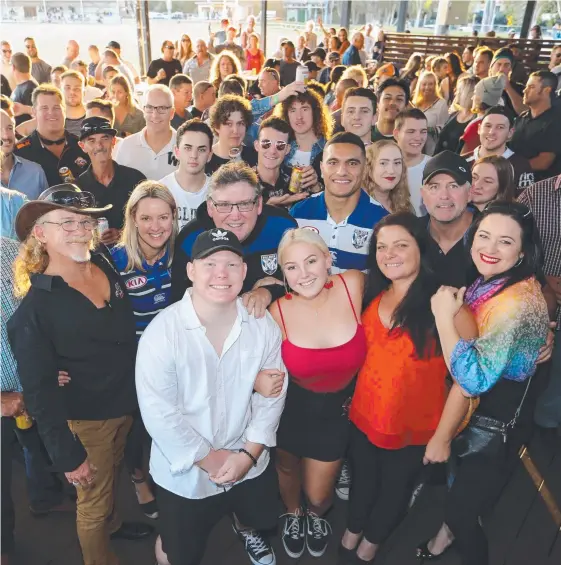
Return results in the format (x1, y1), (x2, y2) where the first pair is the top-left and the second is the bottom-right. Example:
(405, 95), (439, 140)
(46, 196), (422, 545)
(276, 380), (354, 462)
(158, 460), (279, 565)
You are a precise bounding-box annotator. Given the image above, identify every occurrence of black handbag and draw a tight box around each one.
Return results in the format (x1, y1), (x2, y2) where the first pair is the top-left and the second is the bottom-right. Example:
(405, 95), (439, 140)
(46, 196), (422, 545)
(452, 374), (534, 459)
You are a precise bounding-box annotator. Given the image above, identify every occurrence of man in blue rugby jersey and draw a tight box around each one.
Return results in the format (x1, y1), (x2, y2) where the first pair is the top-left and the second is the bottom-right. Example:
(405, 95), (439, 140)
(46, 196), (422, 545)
(170, 161), (297, 316)
(290, 132), (388, 274)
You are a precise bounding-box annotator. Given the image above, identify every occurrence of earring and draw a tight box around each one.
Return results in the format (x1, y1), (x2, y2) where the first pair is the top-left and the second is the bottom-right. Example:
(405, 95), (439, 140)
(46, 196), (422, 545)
(514, 256), (523, 268)
(324, 280), (334, 289)
(283, 276), (293, 300)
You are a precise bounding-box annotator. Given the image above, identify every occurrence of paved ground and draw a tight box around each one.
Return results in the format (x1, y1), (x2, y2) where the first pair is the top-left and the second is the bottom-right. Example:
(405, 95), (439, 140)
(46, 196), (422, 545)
(7, 429), (561, 565)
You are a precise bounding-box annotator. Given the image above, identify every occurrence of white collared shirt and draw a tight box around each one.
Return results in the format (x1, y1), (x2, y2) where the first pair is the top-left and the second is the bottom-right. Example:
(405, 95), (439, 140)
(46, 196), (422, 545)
(114, 127), (177, 180)
(136, 290), (287, 499)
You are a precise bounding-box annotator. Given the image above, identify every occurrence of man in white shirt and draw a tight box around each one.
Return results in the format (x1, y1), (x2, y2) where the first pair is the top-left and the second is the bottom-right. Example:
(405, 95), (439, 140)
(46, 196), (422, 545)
(394, 108), (430, 216)
(114, 84), (178, 180)
(71, 60), (103, 102)
(160, 120), (212, 228)
(136, 227), (287, 565)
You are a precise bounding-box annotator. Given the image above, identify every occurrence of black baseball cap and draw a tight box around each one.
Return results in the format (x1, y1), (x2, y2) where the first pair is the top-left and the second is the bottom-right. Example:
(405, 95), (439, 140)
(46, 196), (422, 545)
(310, 47), (326, 61)
(79, 116), (117, 141)
(422, 151), (472, 185)
(327, 51), (341, 61)
(191, 228), (244, 260)
(304, 61), (320, 72)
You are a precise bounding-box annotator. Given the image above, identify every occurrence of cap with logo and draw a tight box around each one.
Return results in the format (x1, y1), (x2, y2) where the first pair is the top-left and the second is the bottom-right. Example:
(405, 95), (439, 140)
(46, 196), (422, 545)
(422, 151), (472, 185)
(79, 116), (117, 141)
(191, 228), (244, 260)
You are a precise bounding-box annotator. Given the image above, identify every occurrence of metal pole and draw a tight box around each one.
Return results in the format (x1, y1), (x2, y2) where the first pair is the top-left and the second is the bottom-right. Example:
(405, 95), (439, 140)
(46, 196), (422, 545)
(135, 0), (151, 76)
(341, 0), (352, 30)
(260, 0), (267, 58)
(396, 1), (408, 33)
(520, 1), (536, 39)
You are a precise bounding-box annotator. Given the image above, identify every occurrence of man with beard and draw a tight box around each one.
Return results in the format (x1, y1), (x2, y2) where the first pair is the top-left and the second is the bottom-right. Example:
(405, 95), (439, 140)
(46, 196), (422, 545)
(8, 184), (153, 565)
(290, 132), (388, 273)
(372, 78), (409, 143)
(76, 117), (146, 244)
(24, 37), (51, 85)
(464, 106), (534, 195)
(160, 119), (213, 229)
(60, 70), (87, 137)
(15, 84), (90, 186)
(1, 109), (48, 199)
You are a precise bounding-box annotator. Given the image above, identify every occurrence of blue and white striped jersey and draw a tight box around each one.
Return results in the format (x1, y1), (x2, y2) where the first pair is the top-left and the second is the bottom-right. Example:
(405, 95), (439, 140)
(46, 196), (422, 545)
(110, 246), (172, 339)
(290, 190), (389, 273)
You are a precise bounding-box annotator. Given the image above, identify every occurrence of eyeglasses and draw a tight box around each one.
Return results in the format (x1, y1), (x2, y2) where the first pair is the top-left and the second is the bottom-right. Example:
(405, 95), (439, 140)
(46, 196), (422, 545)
(210, 198), (258, 214)
(164, 45), (175, 50)
(44, 190), (97, 208)
(259, 139), (288, 151)
(41, 219), (98, 232)
(2, 49), (12, 54)
(144, 104), (172, 114)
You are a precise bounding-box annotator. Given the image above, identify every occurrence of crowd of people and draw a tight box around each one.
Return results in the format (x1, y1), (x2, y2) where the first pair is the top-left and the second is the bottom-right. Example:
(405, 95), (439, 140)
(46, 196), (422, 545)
(1, 17), (560, 565)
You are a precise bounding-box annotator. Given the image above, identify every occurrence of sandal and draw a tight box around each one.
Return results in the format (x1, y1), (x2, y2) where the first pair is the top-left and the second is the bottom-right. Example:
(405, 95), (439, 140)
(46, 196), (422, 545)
(131, 475), (159, 519)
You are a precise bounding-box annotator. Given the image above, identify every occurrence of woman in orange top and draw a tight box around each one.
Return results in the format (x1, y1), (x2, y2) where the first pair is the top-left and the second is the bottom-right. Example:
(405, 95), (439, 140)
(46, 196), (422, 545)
(340, 212), (477, 564)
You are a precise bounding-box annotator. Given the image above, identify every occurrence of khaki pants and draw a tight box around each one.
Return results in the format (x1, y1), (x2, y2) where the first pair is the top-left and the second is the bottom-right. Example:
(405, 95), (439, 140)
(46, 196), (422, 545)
(68, 416), (133, 565)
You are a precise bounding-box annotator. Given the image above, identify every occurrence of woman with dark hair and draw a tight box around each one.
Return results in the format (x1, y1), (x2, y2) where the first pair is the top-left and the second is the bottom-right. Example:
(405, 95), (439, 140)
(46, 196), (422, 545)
(340, 213), (476, 564)
(418, 202), (549, 565)
(470, 155), (515, 212)
(399, 53), (423, 93)
(324, 65), (346, 106)
(440, 52), (466, 104)
(328, 35), (342, 55)
(337, 28), (350, 55)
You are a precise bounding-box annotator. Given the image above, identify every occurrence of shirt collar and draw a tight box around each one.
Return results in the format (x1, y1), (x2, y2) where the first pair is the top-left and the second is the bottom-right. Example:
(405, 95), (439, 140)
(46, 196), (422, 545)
(180, 288), (249, 330)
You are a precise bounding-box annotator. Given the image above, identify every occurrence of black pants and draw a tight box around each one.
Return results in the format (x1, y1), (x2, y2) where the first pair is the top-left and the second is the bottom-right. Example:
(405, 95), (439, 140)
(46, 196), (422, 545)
(347, 423), (425, 544)
(158, 460), (279, 565)
(124, 409), (150, 474)
(445, 442), (522, 565)
(1, 418), (16, 554)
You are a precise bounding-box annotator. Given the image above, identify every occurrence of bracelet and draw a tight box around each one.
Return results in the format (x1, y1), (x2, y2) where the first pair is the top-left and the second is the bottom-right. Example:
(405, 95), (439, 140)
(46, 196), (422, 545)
(239, 448), (258, 467)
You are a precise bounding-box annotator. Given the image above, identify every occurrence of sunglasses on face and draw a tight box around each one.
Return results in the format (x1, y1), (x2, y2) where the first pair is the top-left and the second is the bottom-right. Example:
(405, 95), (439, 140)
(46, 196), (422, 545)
(165, 45), (175, 50)
(259, 139), (288, 151)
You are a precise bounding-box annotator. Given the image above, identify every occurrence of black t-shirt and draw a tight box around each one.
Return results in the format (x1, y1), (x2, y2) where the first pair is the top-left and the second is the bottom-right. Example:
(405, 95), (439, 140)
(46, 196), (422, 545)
(75, 161), (147, 229)
(171, 110), (193, 131)
(435, 113), (472, 154)
(508, 152), (534, 195)
(188, 106), (203, 119)
(371, 125), (395, 144)
(258, 165), (293, 202)
(12, 78), (38, 125)
(279, 60), (300, 87)
(205, 145), (258, 176)
(510, 106), (561, 181)
(146, 58), (182, 86)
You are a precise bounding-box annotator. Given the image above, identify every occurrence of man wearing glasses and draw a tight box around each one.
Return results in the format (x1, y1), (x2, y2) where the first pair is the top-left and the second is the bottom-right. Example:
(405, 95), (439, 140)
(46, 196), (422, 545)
(8, 184), (153, 565)
(1, 40), (16, 91)
(114, 84), (178, 180)
(171, 161), (297, 318)
(147, 40), (182, 86)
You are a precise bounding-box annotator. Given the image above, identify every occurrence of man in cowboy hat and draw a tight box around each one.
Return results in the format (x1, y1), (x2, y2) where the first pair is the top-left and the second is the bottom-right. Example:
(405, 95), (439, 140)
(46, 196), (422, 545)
(7, 184), (153, 565)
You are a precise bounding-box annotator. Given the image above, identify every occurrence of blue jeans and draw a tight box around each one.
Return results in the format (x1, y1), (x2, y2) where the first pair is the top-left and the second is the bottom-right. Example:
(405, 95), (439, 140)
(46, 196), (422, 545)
(14, 422), (64, 512)
(535, 331), (561, 428)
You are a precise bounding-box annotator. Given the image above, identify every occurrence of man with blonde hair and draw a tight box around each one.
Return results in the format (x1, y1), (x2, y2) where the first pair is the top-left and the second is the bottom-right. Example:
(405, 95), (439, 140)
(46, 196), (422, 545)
(60, 70), (86, 136)
(8, 183), (153, 565)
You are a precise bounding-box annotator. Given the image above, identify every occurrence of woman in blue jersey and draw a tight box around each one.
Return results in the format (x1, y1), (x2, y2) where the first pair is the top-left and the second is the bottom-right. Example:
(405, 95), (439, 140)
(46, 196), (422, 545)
(110, 180), (179, 517)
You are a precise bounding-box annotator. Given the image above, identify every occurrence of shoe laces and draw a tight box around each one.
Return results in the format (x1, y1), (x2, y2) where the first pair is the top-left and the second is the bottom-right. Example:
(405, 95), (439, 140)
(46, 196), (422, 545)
(339, 462), (351, 484)
(307, 511), (332, 539)
(239, 529), (271, 556)
(281, 511), (303, 540)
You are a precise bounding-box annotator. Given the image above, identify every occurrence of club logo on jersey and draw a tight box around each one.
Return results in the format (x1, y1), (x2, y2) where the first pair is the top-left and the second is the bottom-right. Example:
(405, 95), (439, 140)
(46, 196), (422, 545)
(115, 282), (124, 299)
(352, 228), (370, 249)
(167, 152), (179, 167)
(153, 293), (166, 304)
(330, 250), (337, 265)
(75, 157), (88, 168)
(125, 275), (147, 290)
(261, 254), (278, 275)
(302, 226), (319, 234)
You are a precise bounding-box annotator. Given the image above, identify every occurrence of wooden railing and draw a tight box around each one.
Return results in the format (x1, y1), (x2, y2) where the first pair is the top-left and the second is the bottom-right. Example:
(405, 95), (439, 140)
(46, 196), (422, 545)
(383, 33), (560, 73)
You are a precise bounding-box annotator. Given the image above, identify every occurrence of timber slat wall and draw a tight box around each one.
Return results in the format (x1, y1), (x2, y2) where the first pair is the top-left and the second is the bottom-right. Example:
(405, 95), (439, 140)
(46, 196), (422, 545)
(384, 33), (561, 73)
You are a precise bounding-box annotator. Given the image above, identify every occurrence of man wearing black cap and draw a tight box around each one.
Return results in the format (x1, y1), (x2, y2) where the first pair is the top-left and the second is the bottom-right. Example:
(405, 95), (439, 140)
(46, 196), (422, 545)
(420, 150), (475, 288)
(76, 116), (146, 244)
(137, 228), (287, 565)
(489, 47), (526, 117)
(7, 184), (152, 565)
(14, 84), (90, 186)
(310, 47), (326, 76)
(318, 51), (340, 84)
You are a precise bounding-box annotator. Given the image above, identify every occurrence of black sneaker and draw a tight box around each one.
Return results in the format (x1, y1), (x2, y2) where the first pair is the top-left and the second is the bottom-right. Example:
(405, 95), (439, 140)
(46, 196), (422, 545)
(233, 524), (276, 565)
(305, 510), (332, 557)
(280, 510), (306, 558)
(336, 460), (351, 500)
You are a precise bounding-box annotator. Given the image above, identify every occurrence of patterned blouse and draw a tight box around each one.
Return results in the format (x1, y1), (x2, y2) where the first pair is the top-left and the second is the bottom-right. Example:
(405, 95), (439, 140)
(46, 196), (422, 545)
(451, 276), (549, 396)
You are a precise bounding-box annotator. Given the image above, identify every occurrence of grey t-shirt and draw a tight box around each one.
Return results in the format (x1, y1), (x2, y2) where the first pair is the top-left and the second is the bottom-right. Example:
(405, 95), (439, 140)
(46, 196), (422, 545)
(65, 115), (85, 138)
(279, 61), (300, 87)
(31, 59), (52, 84)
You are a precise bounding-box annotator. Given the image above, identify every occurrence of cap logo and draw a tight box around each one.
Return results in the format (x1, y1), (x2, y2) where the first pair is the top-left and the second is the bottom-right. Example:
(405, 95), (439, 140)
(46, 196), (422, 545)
(211, 229), (229, 241)
(459, 167), (466, 172)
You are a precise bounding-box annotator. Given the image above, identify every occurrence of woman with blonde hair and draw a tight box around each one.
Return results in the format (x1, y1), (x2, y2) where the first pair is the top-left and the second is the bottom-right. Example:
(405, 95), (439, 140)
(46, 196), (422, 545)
(209, 50), (242, 92)
(269, 227), (366, 560)
(109, 75), (145, 137)
(435, 75), (480, 153)
(341, 65), (368, 88)
(399, 53), (423, 92)
(412, 70), (450, 155)
(109, 180), (178, 518)
(177, 34), (194, 67)
(245, 33), (265, 74)
(363, 141), (414, 213)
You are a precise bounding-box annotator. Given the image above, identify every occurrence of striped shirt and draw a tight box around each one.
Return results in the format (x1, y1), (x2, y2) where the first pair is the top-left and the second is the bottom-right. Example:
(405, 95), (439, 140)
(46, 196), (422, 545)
(290, 190), (389, 273)
(1, 236), (22, 392)
(109, 246), (172, 339)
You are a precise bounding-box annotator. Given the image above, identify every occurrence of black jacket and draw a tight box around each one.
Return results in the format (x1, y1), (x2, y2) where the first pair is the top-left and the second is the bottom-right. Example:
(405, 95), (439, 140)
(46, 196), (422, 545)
(170, 202), (297, 304)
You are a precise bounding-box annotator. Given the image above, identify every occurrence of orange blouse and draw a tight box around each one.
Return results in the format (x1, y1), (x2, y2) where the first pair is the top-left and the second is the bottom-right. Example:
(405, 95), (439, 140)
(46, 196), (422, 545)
(349, 294), (448, 450)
